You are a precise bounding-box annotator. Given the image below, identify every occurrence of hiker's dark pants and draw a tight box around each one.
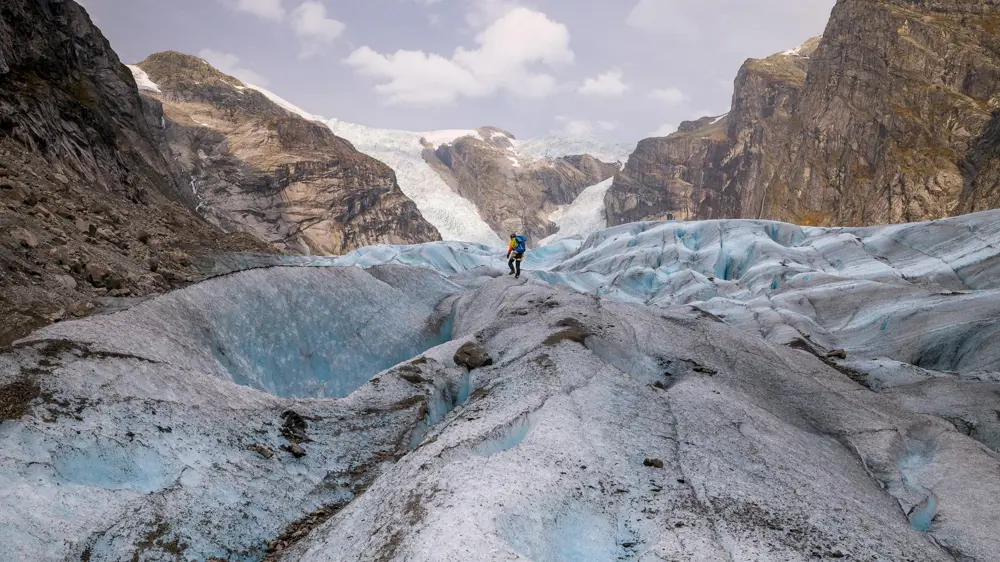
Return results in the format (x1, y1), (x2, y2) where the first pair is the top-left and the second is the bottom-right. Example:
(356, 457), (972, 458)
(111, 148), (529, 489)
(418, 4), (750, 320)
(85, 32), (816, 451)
(508, 252), (523, 276)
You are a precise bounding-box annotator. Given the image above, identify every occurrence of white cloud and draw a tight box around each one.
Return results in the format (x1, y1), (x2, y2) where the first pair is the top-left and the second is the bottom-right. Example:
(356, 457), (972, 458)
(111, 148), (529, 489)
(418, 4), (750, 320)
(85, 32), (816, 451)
(553, 117), (619, 138)
(578, 68), (629, 97)
(231, 0), (285, 21)
(626, 0), (834, 56)
(345, 7), (573, 106)
(650, 122), (677, 137)
(198, 49), (270, 87)
(465, 0), (520, 29)
(290, 1), (346, 57)
(555, 119), (595, 138)
(649, 87), (687, 105)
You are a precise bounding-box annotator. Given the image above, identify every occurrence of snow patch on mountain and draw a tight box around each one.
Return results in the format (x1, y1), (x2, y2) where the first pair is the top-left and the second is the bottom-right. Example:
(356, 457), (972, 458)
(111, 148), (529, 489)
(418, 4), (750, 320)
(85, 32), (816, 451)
(326, 119), (502, 247)
(244, 84), (326, 122)
(539, 177), (614, 246)
(126, 65), (160, 93)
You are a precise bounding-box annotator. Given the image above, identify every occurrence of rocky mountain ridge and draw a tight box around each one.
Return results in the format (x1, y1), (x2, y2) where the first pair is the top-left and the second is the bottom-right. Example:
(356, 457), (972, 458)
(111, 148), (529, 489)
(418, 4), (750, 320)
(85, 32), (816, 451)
(607, 0), (1000, 227)
(134, 51), (440, 254)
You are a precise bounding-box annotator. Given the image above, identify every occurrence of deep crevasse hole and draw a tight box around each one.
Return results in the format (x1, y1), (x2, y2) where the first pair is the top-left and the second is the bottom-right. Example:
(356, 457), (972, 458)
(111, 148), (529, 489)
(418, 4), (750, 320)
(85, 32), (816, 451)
(36, 265), (463, 399)
(196, 266), (460, 398)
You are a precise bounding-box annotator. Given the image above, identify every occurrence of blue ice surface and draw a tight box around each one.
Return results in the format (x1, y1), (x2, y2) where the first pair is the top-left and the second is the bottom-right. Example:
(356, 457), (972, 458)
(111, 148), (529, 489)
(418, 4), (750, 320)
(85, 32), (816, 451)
(908, 494), (938, 531)
(475, 413), (534, 457)
(409, 371), (474, 449)
(52, 439), (179, 493)
(898, 435), (938, 531)
(506, 507), (635, 562)
(191, 267), (458, 398)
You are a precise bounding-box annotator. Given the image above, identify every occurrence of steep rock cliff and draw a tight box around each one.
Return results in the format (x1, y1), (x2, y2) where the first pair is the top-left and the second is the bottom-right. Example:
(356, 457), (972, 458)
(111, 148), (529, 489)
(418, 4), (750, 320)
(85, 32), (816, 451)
(136, 51), (440, 254)
(607, 0), (1000, 227)
(0, 0), (270, 345)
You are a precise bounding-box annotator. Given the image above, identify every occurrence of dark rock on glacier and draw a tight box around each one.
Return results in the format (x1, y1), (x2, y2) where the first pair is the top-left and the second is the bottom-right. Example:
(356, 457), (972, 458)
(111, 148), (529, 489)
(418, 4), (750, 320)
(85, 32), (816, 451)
(454, 341), (493, 370)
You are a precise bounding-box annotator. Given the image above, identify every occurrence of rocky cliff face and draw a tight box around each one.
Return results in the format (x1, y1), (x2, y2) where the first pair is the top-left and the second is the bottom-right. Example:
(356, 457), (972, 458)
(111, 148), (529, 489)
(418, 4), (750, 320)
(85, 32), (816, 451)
(136, 51), (440, 254)
(605, 116), (731, 225)
(428, 127), (621, 241)
(0, 0), (271, 345)
(607, 0), (1000, 227)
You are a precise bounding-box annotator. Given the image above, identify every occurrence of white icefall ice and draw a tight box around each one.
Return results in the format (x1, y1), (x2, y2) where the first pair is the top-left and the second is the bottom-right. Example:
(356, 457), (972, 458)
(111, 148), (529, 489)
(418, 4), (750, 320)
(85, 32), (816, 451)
(538, 177), (615, 246)
(326, 119), (503, 247)
(2, 211), (1000, 561)
(126, 65), (161, 93)
(244, 83), (326, 123)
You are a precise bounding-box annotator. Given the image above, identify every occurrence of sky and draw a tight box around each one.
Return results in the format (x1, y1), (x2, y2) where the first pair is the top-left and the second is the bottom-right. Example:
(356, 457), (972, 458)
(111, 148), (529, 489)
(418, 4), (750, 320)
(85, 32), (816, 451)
(77, 0), (836, 142)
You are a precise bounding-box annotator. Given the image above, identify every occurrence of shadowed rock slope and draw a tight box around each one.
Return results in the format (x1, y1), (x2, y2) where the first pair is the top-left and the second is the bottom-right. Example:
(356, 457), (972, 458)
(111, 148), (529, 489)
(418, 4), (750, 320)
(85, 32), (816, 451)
(0, 0), (272, 346)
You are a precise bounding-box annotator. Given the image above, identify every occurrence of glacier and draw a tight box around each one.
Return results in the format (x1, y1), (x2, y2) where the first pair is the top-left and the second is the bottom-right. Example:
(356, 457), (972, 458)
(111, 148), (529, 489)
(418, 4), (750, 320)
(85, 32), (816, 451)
(539, 177), (615, 246)
(325, 118), (635, 247)
(325, 119), (503, 247)
(511, 135), (635, 165)
(126, 65), (161, 93)
(2, 211), (999, 561)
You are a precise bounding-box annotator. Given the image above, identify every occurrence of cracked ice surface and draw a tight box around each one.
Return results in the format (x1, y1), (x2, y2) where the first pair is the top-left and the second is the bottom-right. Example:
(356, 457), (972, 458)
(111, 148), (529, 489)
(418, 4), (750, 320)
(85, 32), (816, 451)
(283, 279), (1000, 561)
(336, 210), (1000, 374)
(2, 211), (1000, 561)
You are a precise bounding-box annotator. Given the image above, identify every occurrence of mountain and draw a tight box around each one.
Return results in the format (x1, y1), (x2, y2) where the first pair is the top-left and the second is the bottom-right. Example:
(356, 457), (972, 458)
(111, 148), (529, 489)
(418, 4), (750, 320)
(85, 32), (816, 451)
(428, 127), (623, 241)
(132, 52), (440, 255)
(0, 0), (273, 346)
(3, 210), (999, 560)
(327, 119), (633, 245)
(607, 0), (1000, 227)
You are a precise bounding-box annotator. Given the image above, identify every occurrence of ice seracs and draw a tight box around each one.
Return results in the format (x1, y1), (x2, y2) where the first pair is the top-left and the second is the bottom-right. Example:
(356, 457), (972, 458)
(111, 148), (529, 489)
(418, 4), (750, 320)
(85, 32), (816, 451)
(511, 135), (634, 165)
(539, 177), (615, 246)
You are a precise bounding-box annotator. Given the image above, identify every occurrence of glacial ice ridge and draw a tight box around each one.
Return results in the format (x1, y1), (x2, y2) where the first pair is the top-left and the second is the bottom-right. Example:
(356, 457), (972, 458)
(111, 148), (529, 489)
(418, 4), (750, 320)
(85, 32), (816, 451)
(1, 211), (999, 561)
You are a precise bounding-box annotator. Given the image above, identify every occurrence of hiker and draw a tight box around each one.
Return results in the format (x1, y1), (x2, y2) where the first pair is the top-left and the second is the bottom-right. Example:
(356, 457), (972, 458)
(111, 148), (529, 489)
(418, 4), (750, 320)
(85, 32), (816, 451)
(506, 233), (527, 279)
